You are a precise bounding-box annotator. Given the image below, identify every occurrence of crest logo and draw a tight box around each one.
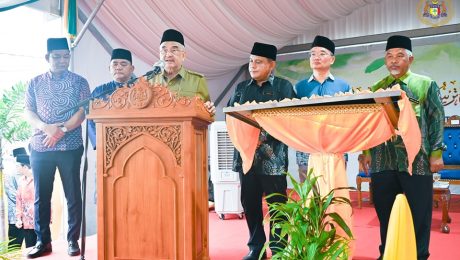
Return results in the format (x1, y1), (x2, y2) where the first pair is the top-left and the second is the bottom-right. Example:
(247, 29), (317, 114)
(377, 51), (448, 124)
(417, 0), (453, 27)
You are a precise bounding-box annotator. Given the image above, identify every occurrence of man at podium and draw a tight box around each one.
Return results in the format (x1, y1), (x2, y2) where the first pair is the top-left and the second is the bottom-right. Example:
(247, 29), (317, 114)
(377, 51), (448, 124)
(149, 29), (216, 115)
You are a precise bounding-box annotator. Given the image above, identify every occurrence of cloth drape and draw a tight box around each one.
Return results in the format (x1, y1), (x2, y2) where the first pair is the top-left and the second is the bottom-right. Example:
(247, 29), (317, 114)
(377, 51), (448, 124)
(225, 90), (420, 175)
(383, 194), (417, 260)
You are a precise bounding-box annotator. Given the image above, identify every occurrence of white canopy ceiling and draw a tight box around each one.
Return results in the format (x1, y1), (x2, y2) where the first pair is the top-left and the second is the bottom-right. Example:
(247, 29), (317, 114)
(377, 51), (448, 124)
(78, 0), (385, 80)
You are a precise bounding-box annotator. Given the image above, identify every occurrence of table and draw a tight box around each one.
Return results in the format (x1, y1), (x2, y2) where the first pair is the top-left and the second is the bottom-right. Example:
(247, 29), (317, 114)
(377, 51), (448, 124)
(433, 186), (451, 233)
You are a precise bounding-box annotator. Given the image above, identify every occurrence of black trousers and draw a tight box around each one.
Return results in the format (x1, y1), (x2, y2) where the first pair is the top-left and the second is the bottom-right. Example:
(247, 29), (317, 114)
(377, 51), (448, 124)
(371, 171), (433, 260)
(239, 170), (287, 253)
(8, 225), (37, 248)
(30, 146), (84, 244)
(8, 224), (23, 247)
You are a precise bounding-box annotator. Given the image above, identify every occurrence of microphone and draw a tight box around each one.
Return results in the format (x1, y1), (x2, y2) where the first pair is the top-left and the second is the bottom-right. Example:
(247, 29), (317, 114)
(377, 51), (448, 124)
(145, 60), (165, 78)
(127, 60), (165, 84)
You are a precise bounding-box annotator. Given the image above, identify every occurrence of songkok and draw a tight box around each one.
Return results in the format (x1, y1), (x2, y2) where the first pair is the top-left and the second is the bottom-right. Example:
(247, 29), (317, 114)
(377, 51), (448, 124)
(12, 147), (27, 157)
(47, 38), (69, 52)
(16, 154), (30, 166)
(111, 48), (132, 63)
(161, 29), (185, 46)
(386, 35), (412, 52)
(250, 42), (277, 61)
(311, 35), (335, 55)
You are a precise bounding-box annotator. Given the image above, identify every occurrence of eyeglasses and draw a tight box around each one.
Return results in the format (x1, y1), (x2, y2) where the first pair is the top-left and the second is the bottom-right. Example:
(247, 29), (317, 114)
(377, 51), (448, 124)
(309, 52), (332, 58)
(160, 48), (183, 56)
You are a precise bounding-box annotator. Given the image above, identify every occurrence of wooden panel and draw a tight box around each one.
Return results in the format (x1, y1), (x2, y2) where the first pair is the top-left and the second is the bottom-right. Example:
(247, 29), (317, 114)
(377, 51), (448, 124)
(105, 134), (180, 260)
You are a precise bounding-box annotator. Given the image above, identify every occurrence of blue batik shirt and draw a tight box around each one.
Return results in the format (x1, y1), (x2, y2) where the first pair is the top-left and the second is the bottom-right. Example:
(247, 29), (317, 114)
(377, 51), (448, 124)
(25, 70), (91, 152)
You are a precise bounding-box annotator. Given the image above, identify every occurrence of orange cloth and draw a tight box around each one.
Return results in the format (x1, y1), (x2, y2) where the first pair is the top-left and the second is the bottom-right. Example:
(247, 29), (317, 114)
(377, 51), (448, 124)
(226, 116), (260, 174)
(226, 93), (420, 175)
(383, 194), (417, 260)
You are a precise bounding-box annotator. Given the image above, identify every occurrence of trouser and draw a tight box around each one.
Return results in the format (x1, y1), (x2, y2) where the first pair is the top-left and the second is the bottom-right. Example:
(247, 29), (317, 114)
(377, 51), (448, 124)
(8, 224), (23, 247)
(23, 229), (38, 248)
(371, 170), (433, 260)
(239, 170), (287, 253)
(30, 146), (84, 244)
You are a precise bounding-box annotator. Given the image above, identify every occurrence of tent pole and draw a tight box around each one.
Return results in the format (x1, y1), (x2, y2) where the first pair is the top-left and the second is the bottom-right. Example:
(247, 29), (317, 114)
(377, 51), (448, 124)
(71, 0), (106, 49)
(214, 64), (248, 106)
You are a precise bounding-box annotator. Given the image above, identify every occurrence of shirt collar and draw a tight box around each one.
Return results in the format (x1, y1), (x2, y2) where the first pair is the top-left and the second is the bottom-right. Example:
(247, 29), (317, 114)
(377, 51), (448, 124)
(308, 73), (335, 82)
(162, 66), (185, 80)
(247, 74), (275, 86)
(387, 70), (412, 85)
(48, 70), (70, 80)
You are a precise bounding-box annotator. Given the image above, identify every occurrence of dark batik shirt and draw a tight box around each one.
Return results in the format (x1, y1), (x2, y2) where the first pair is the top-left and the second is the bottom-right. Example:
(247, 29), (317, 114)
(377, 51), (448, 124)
(368, 71), (445, 175)
(25, 70), (91, 152)
(228, 76), (296, 175)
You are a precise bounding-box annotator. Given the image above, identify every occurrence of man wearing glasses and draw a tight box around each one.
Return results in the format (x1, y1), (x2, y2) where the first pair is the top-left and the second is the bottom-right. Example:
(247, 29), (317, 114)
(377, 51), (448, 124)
(294, 35), (353, 255)
(88, 48), (135, 149)
(149, 29), (215, 114)
(25, 38), (91, 258)
(294, 35), (350, 185)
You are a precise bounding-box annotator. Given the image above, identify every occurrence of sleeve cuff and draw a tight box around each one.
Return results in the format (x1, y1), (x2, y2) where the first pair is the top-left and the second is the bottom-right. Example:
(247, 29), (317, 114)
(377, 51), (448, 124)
(430, 149), (443, 159)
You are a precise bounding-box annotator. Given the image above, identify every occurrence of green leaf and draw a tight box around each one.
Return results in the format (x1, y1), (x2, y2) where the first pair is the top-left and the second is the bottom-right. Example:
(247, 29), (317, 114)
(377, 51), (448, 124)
(365, 58), (385, 73)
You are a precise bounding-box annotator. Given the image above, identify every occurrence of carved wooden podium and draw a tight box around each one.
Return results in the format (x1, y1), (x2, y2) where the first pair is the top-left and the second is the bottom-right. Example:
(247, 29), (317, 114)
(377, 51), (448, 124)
(88, 78), (213, 260)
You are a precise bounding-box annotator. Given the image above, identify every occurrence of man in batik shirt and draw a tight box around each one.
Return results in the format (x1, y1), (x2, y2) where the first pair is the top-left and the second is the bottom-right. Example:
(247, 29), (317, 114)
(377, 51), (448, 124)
(25, 38), (90, 258)
(228, 42), (296, 260)
(362, 35), (445, 260)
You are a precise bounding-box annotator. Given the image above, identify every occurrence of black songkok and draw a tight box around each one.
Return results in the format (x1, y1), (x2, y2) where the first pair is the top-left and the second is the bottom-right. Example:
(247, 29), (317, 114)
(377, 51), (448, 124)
(250, 42), (277, 61)
(12, 147), (27, 157)
(386, 35), (412, 52)
(47, 38), (69, 52)
(111, 48), (132, 63)
(311, 35), (335, 55)
(161, 29), (185, 46)
(16, 154), (30, 166)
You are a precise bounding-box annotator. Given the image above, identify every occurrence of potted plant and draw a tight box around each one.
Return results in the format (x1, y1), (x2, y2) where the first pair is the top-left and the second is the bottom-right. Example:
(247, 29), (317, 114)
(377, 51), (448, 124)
(0, 239), (22, 259)
(263, 169), (353, 260)
(0, 81), (32, 241)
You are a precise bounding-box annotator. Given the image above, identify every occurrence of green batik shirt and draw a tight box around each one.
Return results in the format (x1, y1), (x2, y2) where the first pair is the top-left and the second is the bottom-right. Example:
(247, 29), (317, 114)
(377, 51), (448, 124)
(368, 70), (445, 175)
(149, 66), (210, 101)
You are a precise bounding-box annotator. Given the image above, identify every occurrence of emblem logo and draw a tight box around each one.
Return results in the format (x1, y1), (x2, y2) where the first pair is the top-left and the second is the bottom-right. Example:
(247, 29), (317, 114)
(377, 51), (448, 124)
(417, 0), (453, 27)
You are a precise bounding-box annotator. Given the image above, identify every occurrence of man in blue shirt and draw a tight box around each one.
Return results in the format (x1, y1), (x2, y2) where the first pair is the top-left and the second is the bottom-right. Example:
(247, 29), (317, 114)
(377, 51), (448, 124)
(294, 35), (350, 183)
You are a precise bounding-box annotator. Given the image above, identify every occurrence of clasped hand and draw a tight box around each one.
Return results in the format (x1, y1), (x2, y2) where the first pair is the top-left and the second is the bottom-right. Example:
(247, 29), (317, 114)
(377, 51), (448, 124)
(42, 124), (65, 148)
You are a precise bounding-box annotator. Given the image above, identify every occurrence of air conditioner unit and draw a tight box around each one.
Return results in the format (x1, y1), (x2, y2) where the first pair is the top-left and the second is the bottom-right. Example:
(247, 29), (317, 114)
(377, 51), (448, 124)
(209, 121), (244, 220)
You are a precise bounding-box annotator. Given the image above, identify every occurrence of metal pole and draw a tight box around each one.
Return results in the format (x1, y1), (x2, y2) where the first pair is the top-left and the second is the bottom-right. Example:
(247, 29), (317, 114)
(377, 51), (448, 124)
(71, 0), (106, 49)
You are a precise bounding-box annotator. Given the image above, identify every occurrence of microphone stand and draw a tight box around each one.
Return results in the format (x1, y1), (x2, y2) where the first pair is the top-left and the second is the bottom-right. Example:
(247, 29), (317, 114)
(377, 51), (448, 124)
(59, 67), (163, 116)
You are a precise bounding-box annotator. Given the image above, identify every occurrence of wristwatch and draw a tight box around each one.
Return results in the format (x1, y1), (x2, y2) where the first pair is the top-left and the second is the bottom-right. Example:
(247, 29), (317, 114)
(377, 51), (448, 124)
(59, 125), (68, 133)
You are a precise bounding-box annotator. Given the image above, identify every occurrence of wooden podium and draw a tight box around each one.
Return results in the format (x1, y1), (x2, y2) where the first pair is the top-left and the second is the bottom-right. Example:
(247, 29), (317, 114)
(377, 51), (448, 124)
(88, 78), (213, 260)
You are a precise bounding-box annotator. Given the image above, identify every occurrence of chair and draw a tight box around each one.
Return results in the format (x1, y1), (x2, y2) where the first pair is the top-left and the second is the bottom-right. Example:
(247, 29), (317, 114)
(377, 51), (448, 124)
(356, 154), (373, 209)
(439, 115), (460, 185)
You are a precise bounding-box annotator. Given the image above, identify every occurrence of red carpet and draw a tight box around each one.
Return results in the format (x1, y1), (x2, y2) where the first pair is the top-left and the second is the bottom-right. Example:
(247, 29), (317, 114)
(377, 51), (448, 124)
(19, 191), (460, 259)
